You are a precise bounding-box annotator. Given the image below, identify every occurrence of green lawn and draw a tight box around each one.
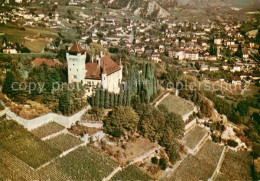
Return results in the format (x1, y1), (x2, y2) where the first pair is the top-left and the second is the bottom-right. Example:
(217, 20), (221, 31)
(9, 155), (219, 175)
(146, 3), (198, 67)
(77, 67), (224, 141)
(216, 150), (252, 181)
(182, 125), (208, 150)
(46, 134), (83, 151)
(31, 122), (65, 139)
(111, 165), (151, 181)
(159, 94), (194, 116)
(0, 119), (61, 169)
(169, 140), (223, 181)
(56, 146), (118, 180)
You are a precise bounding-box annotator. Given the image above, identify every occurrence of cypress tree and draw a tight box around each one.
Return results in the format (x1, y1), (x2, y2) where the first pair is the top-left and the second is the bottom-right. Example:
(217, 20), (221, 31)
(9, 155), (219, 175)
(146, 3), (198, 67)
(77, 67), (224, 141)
(104, 90), (109, 109)
(100, 89), (105, 108)
(94, 88), (100, 108)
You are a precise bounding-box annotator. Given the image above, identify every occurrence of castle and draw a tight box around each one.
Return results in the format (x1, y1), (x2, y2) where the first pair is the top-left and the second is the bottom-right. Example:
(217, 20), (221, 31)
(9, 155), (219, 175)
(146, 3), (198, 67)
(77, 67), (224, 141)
(66, 42), (123, 96)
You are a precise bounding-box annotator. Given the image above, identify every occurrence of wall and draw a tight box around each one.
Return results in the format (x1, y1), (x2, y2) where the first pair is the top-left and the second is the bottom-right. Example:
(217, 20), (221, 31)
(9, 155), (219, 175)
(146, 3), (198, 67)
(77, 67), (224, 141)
(5, 105), (91, 130)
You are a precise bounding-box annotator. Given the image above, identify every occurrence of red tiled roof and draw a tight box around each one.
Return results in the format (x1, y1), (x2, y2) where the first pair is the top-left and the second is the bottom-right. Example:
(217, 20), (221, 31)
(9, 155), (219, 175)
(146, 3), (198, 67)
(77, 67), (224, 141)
(68, 42), (85, 53)
(85, 63), (101, 80)
(85, 55), (121, 79)
(100, 55), (121, 75)
(32, 58), (57, 67)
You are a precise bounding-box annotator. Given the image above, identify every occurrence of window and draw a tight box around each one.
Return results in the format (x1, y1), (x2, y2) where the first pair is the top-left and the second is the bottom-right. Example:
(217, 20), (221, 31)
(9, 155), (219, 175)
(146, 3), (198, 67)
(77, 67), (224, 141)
(74, 75), (77, 79)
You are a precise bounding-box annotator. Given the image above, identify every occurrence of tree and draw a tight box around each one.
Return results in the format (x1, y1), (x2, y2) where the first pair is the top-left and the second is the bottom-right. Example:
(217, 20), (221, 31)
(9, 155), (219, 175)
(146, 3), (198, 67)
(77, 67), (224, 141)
(21, 47), (31, 53)
(2, 71), (17, 98)
(103, 106), (139, 137)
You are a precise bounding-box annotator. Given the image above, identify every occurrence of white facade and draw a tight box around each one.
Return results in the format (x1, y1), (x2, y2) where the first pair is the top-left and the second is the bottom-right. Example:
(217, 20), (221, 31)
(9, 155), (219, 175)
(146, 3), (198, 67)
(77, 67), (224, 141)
(66, 52), (86, 84)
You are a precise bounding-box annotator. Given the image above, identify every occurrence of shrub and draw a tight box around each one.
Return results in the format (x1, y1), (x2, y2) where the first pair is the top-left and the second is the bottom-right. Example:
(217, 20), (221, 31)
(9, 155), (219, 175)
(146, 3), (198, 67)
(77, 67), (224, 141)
(151, 157), (158, 164)
(159, 158), (167, 170)
(227, 139), (238, 147)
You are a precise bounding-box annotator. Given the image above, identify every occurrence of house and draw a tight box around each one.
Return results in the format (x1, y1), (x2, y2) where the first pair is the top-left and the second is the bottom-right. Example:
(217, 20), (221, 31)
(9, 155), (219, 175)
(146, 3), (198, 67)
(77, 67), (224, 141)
(168, 49), (185, 60)
(151, 53), (162, 63)
(184, 51), (199, 60)
(201, 65), (209, 71)
(242, 49), (249, 59)
(230, 66), (241, 73)
(210, 67), (219, 72)
(3, 48), (17, 54)
(66, 42), (123, 96)
(232, 78), (242, 85)
(214, 38), (222, 45)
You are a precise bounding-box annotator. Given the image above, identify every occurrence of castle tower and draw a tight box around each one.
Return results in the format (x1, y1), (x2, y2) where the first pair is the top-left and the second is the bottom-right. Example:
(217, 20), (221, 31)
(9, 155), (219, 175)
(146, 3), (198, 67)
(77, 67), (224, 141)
(66, 42), (86, 84)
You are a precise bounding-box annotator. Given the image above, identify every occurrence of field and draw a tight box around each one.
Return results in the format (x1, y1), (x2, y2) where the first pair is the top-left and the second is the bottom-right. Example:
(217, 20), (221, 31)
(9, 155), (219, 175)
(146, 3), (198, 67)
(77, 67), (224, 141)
(182, 125), (208, 150)
(56, 146), (118, 180)
(111, 165), (151, 181)
(0, 119), (61, 169)
(0, 26), (57, 52)
(216, 150), (252, 181)
(169, 140), (223, 181)
(46, 134), (83, 151)
(31, 122), (65, 139)
(159, 94), (194, 116)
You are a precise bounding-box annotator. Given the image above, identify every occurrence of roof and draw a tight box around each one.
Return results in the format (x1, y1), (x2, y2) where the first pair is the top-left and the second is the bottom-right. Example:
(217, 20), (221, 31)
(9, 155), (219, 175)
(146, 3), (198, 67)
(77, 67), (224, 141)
(68, 42), (85, 53)
(85, 55), (121, 79)
(100, 56), (121, 75)
(85, 63), (101, 79)
(32, 58), (57, 67)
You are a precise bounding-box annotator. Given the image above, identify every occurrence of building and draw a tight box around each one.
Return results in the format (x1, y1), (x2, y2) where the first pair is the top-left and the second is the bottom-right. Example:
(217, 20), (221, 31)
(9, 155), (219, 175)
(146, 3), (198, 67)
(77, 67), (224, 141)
(66, 42), (123, 96)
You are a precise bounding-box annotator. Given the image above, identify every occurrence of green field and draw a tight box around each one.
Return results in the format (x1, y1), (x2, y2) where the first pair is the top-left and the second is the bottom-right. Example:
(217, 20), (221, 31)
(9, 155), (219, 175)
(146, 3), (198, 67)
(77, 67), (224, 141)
(112, 165), (151, 181)
(46, 134), (83, 151)
(183, 125), (208, 150)
(159, 94), (194, 116)
(243, 84), (260, 97)
(169, 140), (223, 181)
(216, 150), (252, 181)
(57, 146), (118, 180)
(0, 119), (61, 169)
(0, 26), (57, 52)
(31, 122), (65, 139)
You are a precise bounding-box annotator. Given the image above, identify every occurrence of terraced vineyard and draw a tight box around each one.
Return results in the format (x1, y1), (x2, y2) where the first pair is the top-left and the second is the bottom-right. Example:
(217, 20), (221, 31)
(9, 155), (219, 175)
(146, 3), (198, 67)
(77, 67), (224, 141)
(158, 94), (194, 116)
(46, 134), (83, 151)
(0, 119), (61, 169)
(216, 150), (252, 181)
(111, 165), (151, 181)
(31, 122), (65, 139)
(168, 140), (224, 181)
(183, 125), (208, 150)
(56, 146), (118, 180)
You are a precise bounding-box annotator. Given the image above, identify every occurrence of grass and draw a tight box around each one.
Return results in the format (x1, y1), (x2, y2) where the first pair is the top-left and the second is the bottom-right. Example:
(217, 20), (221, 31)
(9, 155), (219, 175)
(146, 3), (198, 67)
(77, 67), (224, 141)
(56, 146), (118, 180)
(216, 150), (252, 181)
(182, 125), (208, 150)
(112, 165), (152, 181)
(0, 25), (57, 52)
(46, 134), (83, 151)
(158, 94), (194, 116)
(169, 140), (223, 181)
(0, 119), (61, 169)
(31, 122), (65, 139)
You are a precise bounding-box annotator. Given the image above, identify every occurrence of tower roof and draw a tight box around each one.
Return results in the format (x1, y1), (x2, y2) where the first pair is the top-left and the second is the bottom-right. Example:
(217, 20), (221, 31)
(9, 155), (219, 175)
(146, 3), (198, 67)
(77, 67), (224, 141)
(68, 42), (85, 53)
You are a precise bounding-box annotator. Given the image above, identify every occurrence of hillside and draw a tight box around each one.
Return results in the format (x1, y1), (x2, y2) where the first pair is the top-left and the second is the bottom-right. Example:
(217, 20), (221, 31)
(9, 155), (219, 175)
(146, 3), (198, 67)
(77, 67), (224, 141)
(107, 0), (171, 18)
